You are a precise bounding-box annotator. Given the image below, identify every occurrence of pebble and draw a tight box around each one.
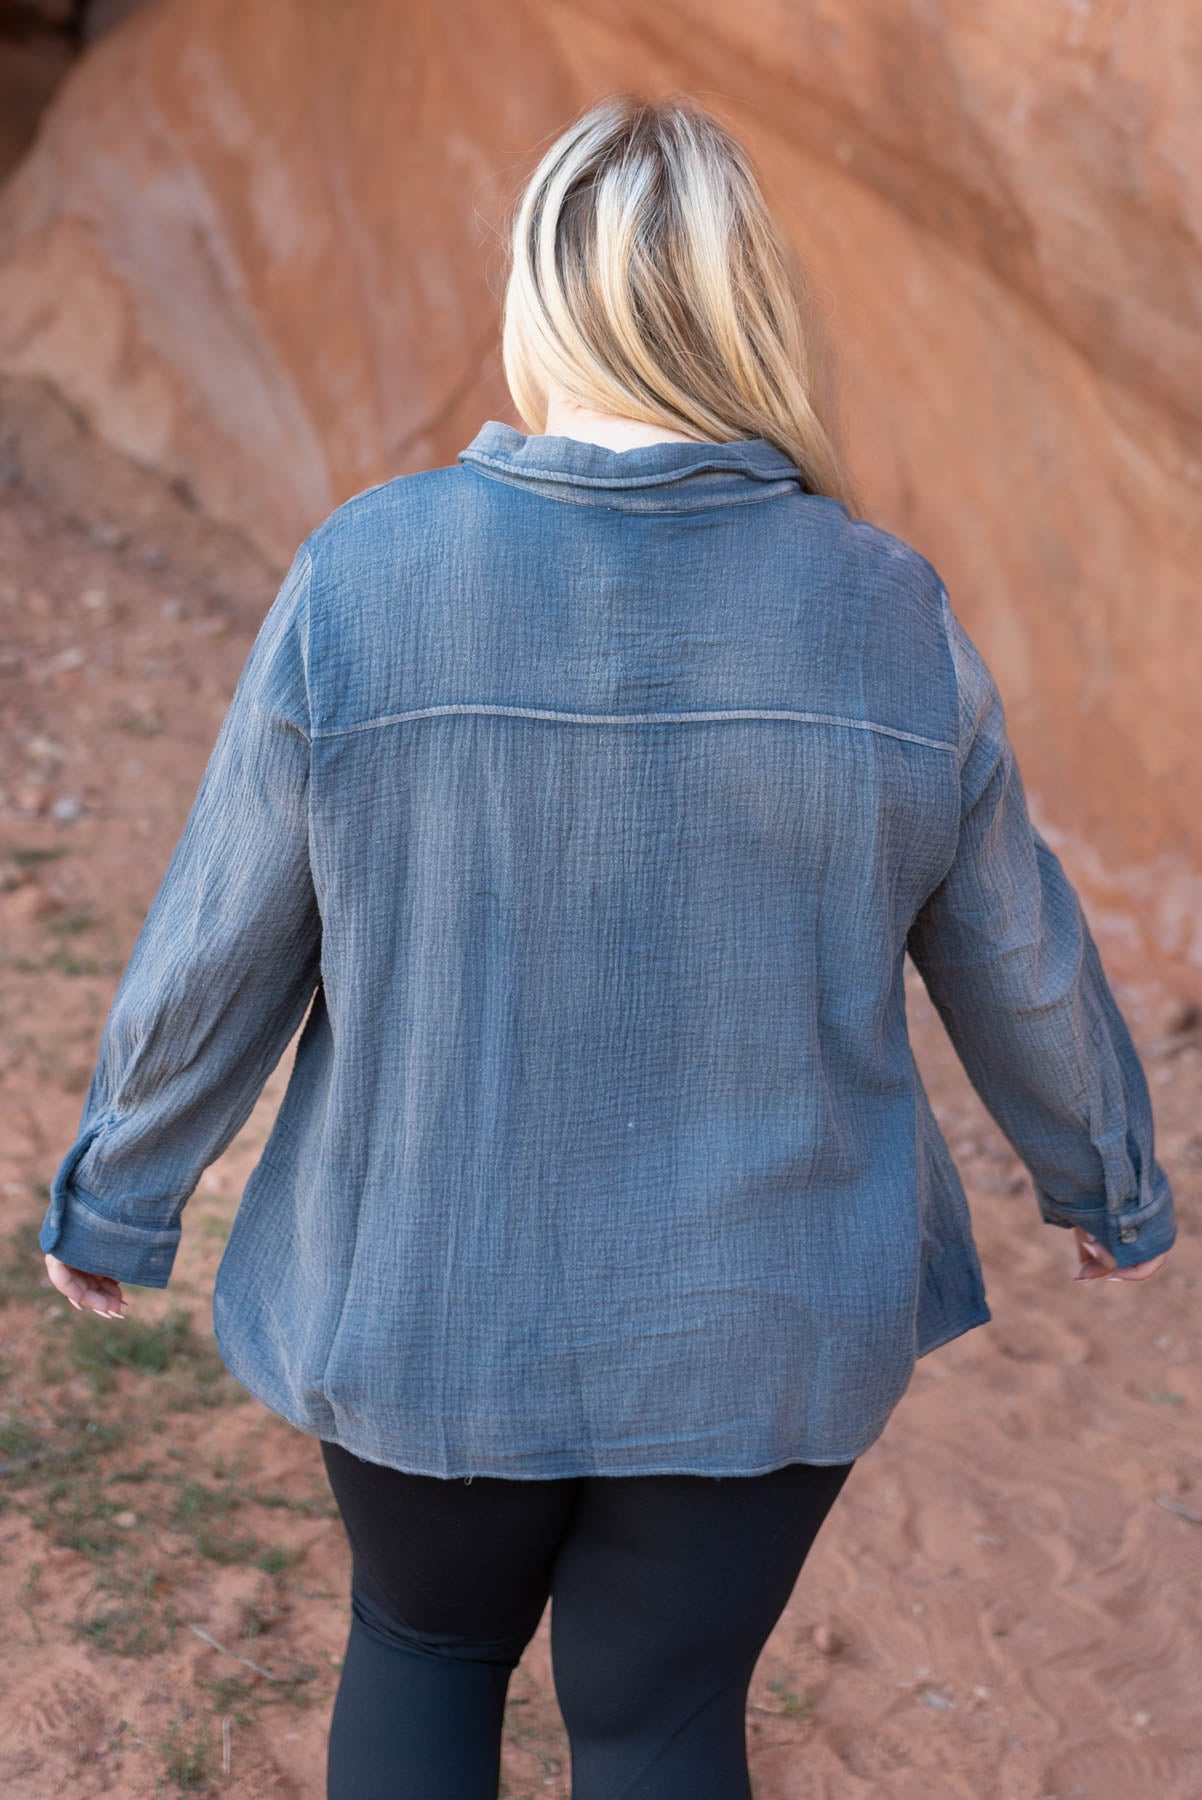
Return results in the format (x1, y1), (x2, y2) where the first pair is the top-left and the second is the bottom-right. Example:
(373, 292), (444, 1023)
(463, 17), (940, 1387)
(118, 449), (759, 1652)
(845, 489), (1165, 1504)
(15, 784), (49, 816)
(26, 733), (66, 764)
(46, 646), (86, 674)
(1158, 996), (1200, 1036)
(49, 794), (84, 821)
(1143, 997), (1201, 1059)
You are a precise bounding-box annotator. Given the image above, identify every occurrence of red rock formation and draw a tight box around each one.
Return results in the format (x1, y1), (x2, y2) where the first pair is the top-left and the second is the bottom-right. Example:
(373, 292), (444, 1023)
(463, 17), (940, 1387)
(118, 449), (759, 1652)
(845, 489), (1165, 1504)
(0, 0), (1198, 969)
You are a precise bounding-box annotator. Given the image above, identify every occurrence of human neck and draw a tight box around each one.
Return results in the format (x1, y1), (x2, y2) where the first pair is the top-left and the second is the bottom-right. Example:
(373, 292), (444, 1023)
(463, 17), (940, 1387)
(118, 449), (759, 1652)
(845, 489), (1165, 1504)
(541, 390), (703, 450)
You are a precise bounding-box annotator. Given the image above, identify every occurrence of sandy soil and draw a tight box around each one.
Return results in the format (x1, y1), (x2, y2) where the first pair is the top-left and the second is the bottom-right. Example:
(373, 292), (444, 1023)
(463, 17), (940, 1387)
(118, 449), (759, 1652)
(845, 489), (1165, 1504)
(1, 379), (1199, 1799)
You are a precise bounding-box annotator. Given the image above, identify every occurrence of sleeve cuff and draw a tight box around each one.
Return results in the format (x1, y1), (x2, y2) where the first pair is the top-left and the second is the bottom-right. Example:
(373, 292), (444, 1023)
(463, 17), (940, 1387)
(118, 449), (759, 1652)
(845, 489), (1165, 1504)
(1035, 1190), (1178, 1269)
(38, 1186), (181, 1289)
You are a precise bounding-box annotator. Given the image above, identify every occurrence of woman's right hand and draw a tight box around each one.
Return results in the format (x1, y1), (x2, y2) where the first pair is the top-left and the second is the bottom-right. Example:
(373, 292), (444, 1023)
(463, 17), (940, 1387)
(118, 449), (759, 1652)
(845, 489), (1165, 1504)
(1072, 1226), (1169, 1283)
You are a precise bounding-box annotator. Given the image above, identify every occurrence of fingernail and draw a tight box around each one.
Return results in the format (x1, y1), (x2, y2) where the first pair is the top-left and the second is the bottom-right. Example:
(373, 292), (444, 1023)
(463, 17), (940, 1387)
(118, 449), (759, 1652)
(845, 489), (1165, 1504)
(1106, 1274), (1125, 1282)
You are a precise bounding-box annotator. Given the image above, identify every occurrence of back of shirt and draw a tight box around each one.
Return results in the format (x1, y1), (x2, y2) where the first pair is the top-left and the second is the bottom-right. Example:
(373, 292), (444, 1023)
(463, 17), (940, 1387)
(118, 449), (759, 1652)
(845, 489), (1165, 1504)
(39, 423), (1176, 1478)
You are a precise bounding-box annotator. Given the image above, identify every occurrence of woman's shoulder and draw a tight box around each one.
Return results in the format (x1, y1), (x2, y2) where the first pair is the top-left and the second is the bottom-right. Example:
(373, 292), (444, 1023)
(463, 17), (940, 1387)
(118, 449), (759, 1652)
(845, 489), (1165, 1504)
(306, 462), (464, 557)
(841, 510), (945, 603)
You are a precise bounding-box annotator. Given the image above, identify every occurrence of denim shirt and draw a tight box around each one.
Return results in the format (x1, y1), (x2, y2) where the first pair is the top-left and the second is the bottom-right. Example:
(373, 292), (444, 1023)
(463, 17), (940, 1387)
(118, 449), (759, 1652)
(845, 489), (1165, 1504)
(39, 420), (1177, 1477)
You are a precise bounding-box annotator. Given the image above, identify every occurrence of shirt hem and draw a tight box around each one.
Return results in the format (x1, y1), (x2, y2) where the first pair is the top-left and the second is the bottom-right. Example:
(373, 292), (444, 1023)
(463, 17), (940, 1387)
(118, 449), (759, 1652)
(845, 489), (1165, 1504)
(915, 1299), (992, 1358)
(213, 1332), (878, 1477)
(210, 1303), (993, 1482)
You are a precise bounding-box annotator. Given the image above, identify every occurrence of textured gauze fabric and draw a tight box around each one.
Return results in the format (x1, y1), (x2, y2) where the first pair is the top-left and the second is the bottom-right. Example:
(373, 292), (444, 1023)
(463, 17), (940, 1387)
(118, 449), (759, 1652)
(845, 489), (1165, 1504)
(38, 421), (1178, 1477)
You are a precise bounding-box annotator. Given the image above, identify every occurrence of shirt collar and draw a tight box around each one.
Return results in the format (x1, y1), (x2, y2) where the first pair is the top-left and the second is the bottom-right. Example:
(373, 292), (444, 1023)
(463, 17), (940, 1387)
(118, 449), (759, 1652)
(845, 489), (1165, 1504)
(456, 420), (808, 511)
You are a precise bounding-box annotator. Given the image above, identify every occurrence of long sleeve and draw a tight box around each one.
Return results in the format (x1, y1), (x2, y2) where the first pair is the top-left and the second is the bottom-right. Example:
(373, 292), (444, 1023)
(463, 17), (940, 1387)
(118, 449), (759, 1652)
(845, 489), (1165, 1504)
(906, 585), (1176, 1270)
(38, 540), (322, 1288)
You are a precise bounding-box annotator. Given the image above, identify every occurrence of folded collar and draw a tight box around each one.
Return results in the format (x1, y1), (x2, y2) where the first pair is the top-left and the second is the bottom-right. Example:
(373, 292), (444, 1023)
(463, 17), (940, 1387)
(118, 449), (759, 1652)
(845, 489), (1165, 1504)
(457, 420), (808, 511)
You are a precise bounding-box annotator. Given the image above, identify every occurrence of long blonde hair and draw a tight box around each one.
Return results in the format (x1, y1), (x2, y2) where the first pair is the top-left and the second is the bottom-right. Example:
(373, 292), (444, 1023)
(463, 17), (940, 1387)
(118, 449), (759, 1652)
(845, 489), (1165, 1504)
(501, 93), (856, 509)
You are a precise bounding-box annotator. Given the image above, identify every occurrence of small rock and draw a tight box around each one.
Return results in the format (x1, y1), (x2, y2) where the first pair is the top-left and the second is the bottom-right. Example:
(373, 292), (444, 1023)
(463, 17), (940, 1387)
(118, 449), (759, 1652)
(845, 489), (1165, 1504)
(114, 1511), (137, 1529)
(26, 734), (67, 765)
(1143, 997), (1202, 1058)
(1155, 1493), (1202, 1524)
(49, 794), (84, 822)
(80, 586), (111, 612)
(47, 646), (86, 674)
(15, 784), (49, 816)
(1160, 997), (1200, 1036)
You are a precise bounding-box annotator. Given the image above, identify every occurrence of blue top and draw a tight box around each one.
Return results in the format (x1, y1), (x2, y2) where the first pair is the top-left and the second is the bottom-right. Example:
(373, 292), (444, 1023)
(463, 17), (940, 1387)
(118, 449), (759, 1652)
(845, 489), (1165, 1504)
(39, 420), (1177, 1477)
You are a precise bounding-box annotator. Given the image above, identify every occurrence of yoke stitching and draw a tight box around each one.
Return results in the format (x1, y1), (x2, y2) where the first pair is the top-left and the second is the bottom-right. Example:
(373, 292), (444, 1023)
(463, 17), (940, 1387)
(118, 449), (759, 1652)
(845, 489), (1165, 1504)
(311, 704), (956, 752)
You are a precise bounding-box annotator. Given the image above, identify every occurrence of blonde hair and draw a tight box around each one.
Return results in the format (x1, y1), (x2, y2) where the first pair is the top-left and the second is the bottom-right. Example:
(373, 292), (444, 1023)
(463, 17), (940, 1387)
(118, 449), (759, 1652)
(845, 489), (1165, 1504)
(501, 93), (856, 509)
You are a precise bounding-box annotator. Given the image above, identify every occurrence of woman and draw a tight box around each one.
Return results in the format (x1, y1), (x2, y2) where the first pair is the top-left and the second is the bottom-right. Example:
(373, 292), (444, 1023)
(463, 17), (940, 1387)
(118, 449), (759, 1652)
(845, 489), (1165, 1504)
(40, 95), (1174, 1799)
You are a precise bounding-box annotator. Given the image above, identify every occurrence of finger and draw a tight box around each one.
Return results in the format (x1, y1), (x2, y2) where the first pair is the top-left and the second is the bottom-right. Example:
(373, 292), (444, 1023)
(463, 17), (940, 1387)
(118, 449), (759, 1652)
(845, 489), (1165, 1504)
(1107, 1258), (1167, 1283)
(50, 1262), (127, 1317)
(81, 1290), (126, 1317)
(1074, 1252), (1114, 1277)
(65, 1274), (126, 1317)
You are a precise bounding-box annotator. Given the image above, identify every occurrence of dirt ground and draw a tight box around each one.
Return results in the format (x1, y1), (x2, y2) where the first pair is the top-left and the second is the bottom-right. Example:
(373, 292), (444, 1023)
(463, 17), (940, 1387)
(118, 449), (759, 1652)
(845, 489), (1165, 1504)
(1, 378), (1199, 1799)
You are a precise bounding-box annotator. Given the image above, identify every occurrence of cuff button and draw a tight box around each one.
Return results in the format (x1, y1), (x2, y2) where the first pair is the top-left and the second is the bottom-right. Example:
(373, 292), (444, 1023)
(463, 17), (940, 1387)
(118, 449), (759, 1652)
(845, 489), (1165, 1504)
(1118, 1226), (1140, 1243)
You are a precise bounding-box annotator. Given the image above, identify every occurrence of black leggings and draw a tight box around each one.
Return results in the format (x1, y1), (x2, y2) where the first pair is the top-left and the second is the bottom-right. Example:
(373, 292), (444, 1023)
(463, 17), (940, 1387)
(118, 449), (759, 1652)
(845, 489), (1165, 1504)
(319, 1438), (855, 1799)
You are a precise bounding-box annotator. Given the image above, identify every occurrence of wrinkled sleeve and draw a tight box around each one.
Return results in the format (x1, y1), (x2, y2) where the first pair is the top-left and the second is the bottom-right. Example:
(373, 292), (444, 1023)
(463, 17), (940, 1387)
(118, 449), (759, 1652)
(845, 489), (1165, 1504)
(905, 585), (1176, 1270)
(38, 540), (322, 1288)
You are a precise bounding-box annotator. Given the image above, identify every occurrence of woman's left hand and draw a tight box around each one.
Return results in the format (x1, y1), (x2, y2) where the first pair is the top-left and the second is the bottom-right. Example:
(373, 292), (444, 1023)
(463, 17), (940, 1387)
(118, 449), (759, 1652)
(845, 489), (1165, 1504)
(44, 1252), (128, 1319)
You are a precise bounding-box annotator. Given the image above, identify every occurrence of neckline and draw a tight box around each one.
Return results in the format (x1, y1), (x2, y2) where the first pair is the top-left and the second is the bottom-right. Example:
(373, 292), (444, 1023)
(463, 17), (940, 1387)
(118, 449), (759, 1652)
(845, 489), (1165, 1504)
(456, 420), (808, 509)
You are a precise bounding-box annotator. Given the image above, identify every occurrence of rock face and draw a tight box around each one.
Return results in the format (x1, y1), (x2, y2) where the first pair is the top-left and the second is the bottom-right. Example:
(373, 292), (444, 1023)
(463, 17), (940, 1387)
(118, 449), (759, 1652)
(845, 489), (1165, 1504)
(0, 0), (1198, 968)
